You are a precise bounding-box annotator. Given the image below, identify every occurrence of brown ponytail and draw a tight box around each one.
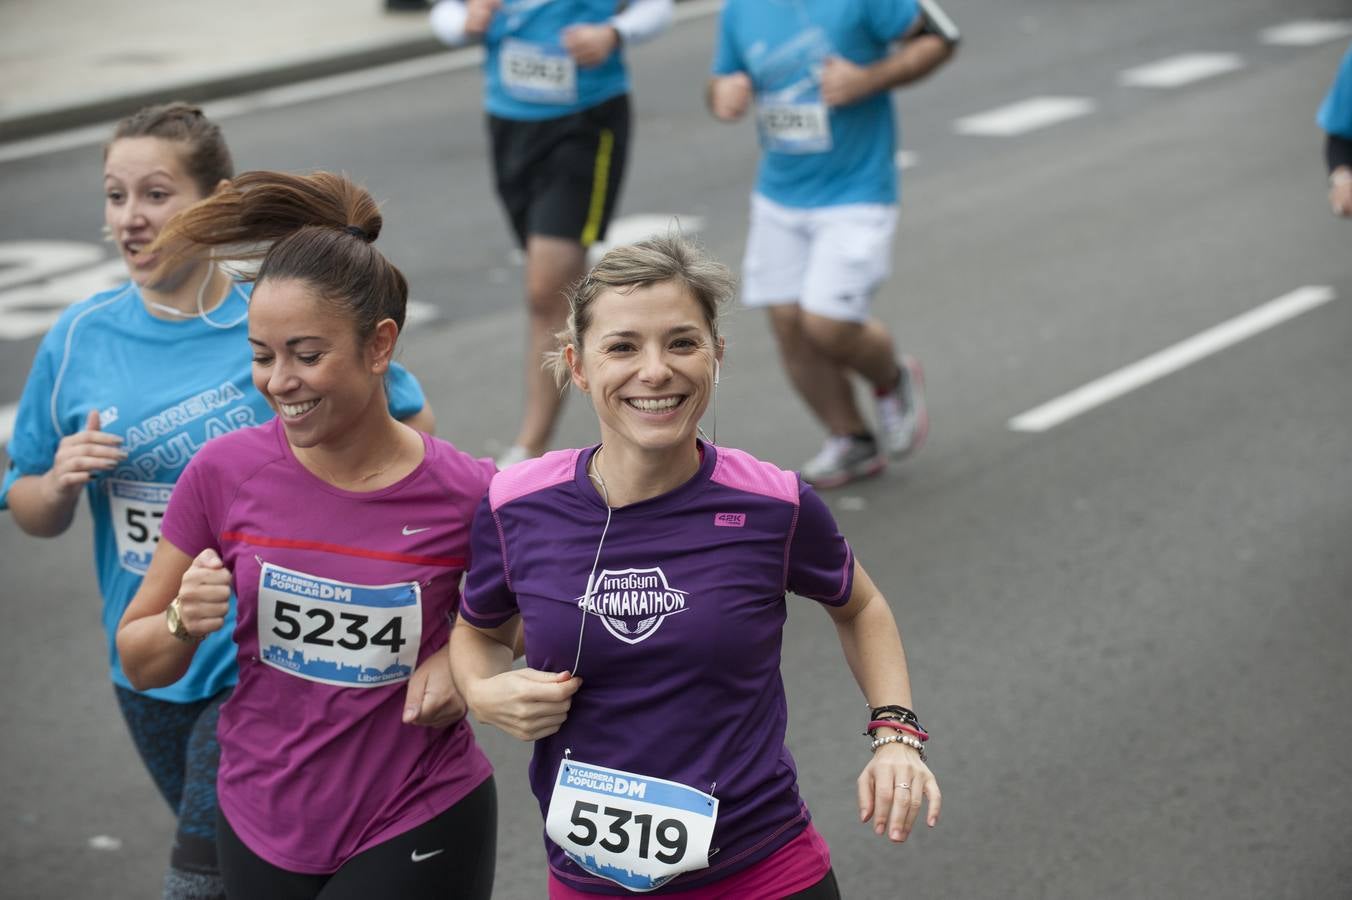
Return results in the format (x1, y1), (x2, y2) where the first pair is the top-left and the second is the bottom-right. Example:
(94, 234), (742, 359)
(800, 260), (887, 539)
(151, 170), (408, 338)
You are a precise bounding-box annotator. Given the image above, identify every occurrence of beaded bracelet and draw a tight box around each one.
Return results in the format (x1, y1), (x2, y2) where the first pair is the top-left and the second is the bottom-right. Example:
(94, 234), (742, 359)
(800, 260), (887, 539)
(865, 719), (929, 742)
(870, 733), (927, 762)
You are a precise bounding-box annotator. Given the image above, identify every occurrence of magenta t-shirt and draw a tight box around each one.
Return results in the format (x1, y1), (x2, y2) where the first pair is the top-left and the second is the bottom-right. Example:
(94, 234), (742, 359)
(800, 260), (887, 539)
(161, 417), (495, 873)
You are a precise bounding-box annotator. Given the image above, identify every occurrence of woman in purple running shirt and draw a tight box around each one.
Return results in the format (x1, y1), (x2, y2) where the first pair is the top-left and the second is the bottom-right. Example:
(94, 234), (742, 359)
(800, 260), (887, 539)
(116, 171), (497, 899)
(453, 236), (941, 898)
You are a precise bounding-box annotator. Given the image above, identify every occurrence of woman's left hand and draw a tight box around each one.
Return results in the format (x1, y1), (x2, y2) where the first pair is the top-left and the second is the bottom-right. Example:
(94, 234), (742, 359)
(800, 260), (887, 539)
(403, 645), (467, 728)
(857, 743), (941, 842)
(562, 23), (620, 68)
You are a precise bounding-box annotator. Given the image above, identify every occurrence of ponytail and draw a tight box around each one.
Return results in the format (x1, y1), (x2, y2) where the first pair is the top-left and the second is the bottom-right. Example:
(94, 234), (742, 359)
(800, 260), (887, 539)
(151, 170), (408, 338)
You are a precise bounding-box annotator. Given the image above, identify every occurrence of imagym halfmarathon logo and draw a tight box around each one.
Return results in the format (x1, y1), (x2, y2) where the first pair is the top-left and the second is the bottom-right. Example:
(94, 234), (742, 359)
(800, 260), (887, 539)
(577, 567), (690, 645)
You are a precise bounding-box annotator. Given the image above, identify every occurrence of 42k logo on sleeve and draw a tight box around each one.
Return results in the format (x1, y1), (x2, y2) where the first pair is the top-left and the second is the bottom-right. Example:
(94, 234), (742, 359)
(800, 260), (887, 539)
(577, 567), (690, 645)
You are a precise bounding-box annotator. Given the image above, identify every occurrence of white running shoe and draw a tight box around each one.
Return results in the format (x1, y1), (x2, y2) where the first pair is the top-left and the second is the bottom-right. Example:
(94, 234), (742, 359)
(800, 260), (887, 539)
(495, 444), (532, 469)
(875, 356), (929, 458)
(800, 435), (886, 489)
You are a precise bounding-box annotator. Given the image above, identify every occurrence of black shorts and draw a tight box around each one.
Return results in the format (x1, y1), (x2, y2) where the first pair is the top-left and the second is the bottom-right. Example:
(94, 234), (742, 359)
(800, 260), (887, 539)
(488, 93), (631, 248)
(217, 776), (496, 900)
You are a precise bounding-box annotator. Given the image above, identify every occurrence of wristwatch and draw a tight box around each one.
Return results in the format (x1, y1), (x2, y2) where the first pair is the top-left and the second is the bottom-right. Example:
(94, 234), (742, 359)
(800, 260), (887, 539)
(165, 598), (200, 643)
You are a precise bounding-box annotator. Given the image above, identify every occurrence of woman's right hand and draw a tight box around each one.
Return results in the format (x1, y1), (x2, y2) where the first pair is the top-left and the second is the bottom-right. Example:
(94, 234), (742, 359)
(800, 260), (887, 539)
(176, 549), (232, 638)
(709, 73), (753, 121)
(45, 410), (126, 496)
(465, 669), (582, 741)
(464, 0), (501, 37)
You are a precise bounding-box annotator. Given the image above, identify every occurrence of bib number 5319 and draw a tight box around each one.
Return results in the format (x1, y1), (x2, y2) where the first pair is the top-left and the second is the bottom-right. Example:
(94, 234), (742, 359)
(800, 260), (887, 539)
(545, 759), (717, 893)
(566, 801), (689, 864)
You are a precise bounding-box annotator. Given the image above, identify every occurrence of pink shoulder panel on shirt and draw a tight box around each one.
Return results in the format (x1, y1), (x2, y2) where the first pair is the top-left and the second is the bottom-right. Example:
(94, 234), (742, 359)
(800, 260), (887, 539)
(710, 447), (800, 505)
(488, 448), (581, 510)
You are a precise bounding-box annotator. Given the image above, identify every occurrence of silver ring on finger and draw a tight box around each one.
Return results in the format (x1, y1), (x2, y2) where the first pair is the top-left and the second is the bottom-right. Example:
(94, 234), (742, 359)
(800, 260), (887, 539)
(897, 782), (910, 790)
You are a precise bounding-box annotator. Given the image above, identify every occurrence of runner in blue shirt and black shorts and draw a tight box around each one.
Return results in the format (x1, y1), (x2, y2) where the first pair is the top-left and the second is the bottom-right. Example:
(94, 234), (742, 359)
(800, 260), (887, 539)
(432, 0), (673, 467)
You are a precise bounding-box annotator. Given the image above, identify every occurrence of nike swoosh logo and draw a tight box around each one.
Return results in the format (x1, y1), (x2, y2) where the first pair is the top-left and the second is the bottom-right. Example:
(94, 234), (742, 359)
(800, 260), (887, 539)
(411, 848), (445, 863)
(402, 526), (431, 535)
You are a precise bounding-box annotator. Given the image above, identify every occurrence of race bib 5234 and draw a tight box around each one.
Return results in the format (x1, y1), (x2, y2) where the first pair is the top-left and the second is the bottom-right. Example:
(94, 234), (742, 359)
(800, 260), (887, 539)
(256, 562), (421, 688)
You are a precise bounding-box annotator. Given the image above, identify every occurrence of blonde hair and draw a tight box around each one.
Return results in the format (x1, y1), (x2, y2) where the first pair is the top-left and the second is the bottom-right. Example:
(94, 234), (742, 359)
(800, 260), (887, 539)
(548, 235), (735, 386)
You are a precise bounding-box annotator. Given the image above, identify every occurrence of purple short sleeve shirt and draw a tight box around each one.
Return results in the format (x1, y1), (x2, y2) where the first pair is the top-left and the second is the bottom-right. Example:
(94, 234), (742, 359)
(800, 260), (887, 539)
(461, 442), (854, 894)
(161, 418), (495, 874)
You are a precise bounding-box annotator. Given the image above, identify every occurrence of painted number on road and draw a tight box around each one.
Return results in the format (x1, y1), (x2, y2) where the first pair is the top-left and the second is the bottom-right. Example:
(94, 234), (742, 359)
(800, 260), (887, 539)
(0, 241), (126, 341)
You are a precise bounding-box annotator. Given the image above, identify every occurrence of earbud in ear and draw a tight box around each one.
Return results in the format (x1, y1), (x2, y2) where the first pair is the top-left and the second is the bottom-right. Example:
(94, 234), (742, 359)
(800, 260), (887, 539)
(714, 360), (721, 386)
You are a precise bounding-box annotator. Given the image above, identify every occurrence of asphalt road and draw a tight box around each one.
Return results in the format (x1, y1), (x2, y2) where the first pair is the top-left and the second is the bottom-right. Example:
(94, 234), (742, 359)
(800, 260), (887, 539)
(2, 1), (1351, 897)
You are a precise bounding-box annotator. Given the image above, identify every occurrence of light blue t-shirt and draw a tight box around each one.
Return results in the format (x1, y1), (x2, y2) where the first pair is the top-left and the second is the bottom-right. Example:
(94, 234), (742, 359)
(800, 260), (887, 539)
(1, 281), (426, 703)
(1317, 42), (1352, 139)
(483, 0), (631, 121)
(712, 0), (920, 209)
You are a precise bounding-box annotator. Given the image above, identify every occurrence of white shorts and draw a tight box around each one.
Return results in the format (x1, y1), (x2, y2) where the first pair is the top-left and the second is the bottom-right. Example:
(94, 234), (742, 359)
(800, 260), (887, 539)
(741, 194), (898, 323)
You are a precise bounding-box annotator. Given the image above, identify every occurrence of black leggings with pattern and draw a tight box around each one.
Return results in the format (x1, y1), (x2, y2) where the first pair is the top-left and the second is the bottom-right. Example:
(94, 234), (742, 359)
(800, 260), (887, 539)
(114, 684), (230, 875)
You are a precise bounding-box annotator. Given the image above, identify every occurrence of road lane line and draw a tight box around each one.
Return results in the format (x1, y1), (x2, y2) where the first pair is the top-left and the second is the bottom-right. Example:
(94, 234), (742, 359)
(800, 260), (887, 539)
(1261, 20), (1352, 46)
(953, 97), (1096, 137)
(1119, 53), (1244, 89)
(0, 402), (17, 446)
(1007, 286), (1337, 433)
(0, 0), (723, 165)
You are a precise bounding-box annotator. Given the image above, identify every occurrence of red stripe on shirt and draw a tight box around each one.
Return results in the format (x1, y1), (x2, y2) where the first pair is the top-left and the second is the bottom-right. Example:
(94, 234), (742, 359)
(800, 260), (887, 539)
(221, 531), (464, 568)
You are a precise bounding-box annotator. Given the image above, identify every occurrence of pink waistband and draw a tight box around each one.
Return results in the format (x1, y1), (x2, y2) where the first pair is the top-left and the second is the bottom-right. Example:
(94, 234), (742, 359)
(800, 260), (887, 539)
(548, 822), (831, 899)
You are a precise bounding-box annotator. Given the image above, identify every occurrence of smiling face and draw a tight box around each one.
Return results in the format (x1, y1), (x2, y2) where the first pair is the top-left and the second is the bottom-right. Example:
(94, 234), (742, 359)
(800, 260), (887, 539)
(568, 279), (722, 458)
(248, 277), (395, 450)
(103, 136), (208, 288)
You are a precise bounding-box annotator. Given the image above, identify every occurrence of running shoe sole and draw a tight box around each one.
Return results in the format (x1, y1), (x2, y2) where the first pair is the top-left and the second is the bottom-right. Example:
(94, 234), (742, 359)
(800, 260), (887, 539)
(804, 453), (887, 489)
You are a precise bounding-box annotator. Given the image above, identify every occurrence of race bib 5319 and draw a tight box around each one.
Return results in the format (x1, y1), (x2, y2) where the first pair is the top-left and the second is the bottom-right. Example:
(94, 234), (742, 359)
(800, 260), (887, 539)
(256, 562), (421, 688)
(546, 759), (718, 892)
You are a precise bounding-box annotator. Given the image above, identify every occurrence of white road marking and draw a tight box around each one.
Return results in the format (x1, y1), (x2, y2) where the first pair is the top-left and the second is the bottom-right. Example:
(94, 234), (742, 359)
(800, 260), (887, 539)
(1119, 53), (1244, 89)
(1008, 286), (1337, 433)
(0, 403), (17, 447)
(1260, 20), (1352, 46)
(953, 97), (1096, 137)
(0, 241), (106, 291)
(0, 249), (127, 341)
(895, 150), (918, 170)
(0, 0), (723, 165)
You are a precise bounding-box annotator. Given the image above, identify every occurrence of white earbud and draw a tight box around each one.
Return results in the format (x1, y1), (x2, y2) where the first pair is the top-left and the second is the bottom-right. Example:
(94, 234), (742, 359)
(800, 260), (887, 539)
(714, 360), (721, 386)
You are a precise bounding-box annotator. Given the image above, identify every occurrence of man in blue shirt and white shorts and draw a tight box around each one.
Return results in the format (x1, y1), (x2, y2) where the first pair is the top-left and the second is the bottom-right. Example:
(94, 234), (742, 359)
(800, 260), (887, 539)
(708, 0), (957, 487)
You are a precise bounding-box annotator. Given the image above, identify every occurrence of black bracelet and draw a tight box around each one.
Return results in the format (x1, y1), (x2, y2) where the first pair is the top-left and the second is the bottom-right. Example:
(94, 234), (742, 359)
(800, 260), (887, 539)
(869, 704), (919, 725)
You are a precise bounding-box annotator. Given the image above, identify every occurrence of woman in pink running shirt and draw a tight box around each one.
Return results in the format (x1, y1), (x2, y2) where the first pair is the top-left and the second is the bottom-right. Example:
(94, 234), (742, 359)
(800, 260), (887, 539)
(116, 171), (497, 899)
(452, 236), (941, 898)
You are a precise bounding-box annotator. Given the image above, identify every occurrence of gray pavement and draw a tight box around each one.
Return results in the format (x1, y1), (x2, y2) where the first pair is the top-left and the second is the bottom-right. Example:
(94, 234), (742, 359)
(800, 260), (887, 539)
(1, 0), (442, 138)
(3, 0), (1352, 898)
